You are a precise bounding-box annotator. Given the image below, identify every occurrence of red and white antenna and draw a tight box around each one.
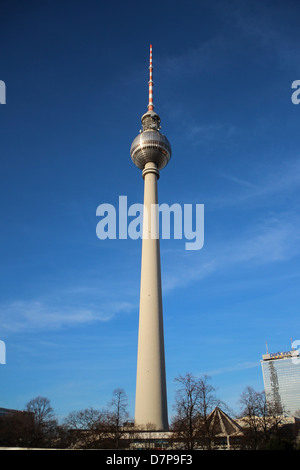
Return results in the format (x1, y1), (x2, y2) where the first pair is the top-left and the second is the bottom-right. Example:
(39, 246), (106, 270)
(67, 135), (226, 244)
(148, 44), (154, 111)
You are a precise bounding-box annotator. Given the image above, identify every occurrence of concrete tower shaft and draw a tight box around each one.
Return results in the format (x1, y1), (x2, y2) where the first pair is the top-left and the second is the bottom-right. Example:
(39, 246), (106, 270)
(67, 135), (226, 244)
(135, 162), (168, 430)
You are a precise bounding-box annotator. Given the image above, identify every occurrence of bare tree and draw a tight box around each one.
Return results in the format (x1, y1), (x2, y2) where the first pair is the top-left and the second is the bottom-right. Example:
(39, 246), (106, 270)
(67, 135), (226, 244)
(238, 386), (264, 449)
(171, 373), (221, 450)
(63, 407), (110, 448)
(26, 396), (54, 424)
(25, 396), (58, 447)
(62, 389), (130, 449)
(107, 388), (129, 449)
(238, 386), (287, 449)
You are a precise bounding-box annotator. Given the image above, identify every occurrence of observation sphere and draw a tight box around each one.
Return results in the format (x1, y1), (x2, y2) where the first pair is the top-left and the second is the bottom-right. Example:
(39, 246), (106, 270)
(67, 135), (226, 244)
(130, 129), (172, 171)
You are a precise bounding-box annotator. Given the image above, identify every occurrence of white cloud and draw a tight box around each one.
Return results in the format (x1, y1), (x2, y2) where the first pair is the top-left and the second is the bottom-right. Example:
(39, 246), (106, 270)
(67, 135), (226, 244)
(215, 157), (300, 208)
(161, 210), (300, 296)
(202, 361), (260, 377)
(0, 298), (136, 333)
(188, 123), (236, 143)
(162, 260), (216, 293)
(223, 214), (300, 265)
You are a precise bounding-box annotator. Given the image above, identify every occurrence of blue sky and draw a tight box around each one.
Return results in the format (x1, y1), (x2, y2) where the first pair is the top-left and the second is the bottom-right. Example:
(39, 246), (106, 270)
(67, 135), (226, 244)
(1, 0), (300, 421)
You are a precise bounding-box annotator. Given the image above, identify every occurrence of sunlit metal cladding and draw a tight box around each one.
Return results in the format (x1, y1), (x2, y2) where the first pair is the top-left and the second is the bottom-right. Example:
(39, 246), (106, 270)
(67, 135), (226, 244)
(130, 113), (172, 171)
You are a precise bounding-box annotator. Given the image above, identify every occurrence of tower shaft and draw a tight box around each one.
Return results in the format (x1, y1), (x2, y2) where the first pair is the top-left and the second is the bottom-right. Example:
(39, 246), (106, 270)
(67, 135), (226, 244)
(134, 162), (169, 430)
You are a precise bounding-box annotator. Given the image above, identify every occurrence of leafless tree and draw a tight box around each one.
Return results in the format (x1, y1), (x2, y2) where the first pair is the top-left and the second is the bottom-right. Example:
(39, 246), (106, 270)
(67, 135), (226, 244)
(25, 396), (58, 447)
(26, 396), (54, 425)
(63, 407), (110, 448)
(238, 386), (287, 449)
(106, 388), (129, 449)
(171, 373), (221, 450)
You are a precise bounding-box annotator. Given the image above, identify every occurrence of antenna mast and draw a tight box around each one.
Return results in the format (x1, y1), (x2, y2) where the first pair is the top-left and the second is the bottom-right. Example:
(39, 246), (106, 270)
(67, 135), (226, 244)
(148, 44), (154, 111)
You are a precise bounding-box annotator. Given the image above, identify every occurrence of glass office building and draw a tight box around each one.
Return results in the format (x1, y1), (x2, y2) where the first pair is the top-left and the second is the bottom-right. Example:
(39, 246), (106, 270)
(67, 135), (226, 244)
(261, 350), (300, 417)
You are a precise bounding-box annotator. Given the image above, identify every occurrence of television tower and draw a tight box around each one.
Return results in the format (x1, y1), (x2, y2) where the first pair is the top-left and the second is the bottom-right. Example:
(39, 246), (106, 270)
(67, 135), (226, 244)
(130, 45), (171, 431)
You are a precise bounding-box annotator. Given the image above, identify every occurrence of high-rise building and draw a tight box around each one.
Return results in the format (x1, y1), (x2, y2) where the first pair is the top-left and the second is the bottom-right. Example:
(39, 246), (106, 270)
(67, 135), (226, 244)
(130, 45), (171, 431)
(261, 349), (300, 417)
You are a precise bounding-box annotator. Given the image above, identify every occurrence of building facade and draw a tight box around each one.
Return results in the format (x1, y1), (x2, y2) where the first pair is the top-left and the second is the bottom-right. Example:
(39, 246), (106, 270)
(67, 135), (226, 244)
(261, 349), (300, 417)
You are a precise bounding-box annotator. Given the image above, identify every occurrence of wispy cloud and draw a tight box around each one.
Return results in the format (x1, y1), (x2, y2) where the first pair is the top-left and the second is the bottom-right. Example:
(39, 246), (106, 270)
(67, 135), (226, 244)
(218, 173), (258, 190)
(0, 298), (136, 333)
(158, 35), (225, 80)
(162, 209), (300, 295)
(187, 122), (237, 146)
(201, 361), (260, 377)
(232, 1), (300, 73)
(213, 157), (300, 208)
(162, 260), (216, 293)
(222, 213), (300, 265)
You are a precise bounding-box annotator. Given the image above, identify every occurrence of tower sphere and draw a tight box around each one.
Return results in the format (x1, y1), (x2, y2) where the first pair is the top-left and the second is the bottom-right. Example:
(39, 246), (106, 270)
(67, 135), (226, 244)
(130, 111), (172, 171)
